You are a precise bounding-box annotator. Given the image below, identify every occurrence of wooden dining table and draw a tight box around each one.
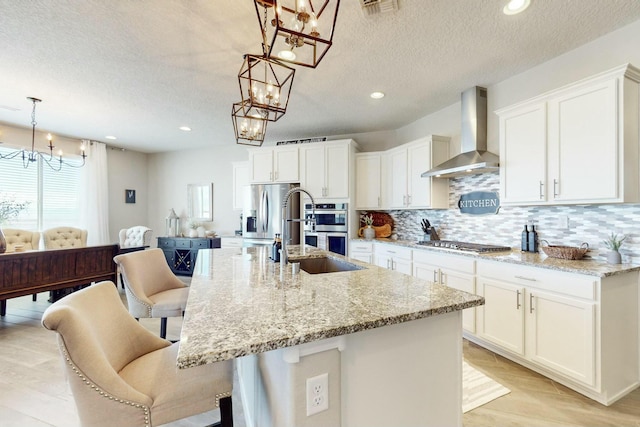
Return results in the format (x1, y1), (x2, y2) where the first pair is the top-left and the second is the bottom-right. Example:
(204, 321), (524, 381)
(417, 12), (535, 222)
(0, 244), (120, 316)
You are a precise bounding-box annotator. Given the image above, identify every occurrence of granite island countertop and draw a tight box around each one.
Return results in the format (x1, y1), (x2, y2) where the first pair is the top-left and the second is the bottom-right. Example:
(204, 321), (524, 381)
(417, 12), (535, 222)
(177, 245), (484, 368)
(355, 238), (640, 277)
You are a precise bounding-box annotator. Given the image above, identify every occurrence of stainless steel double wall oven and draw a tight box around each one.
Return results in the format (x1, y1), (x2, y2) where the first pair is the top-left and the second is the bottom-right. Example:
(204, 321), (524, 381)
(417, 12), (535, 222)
(304, 203), (348, 256)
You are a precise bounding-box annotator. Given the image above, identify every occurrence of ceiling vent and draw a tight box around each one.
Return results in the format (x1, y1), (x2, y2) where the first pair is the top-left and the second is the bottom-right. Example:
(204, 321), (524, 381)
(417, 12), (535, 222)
(360, 0), (398, 16)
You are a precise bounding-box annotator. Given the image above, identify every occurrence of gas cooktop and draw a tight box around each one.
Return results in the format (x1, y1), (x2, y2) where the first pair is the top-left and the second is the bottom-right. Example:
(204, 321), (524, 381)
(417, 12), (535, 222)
(416, 240), (512, 253)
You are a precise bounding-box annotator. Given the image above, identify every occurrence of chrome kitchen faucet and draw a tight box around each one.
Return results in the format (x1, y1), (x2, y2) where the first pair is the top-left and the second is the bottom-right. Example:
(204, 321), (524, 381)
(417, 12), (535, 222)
(281, 187), (315, 270)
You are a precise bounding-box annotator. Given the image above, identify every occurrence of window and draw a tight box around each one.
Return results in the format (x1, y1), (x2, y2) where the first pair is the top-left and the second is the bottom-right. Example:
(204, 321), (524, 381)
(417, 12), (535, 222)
(0, 145), (82, 230)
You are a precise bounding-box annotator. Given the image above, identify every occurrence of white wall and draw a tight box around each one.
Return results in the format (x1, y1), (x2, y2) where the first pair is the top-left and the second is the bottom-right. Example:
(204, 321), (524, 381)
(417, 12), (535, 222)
(107, 148), (149, 243)
(147, 143), (249, 241)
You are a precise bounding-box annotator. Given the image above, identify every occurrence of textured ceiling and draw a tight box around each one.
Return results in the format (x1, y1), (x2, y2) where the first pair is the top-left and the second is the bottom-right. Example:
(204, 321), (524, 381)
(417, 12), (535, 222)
(1, 0), (640, 153)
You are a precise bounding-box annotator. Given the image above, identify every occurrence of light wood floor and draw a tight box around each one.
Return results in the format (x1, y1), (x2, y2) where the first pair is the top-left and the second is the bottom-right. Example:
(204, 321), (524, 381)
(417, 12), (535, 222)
(2, 291), (640, 426)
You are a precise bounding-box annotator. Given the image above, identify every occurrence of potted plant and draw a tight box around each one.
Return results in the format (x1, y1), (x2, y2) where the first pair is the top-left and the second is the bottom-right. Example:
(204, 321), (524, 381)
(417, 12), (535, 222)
(362, 214), (375, 240)
(188, 221), (200, 238)
(603, 232), (626, 264)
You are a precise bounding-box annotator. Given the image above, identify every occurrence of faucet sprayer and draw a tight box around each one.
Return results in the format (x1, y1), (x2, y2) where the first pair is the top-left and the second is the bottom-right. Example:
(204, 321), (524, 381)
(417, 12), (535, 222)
(281, 187), (316, 269)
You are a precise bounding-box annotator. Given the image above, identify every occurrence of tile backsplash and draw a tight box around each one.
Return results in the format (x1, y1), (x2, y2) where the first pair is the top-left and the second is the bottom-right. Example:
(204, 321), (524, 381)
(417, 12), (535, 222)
(361, 172), (640, 264)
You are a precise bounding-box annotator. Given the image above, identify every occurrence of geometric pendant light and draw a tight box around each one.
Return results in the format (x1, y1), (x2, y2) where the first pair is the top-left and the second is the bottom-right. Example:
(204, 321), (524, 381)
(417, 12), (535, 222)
(254, 0), (340, 69)
(238, 54), (295, 122)
(231, 101), (268, 146)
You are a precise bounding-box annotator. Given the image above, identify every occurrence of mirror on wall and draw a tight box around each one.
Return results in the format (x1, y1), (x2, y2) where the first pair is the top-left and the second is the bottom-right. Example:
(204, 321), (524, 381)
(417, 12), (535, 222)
(187, 183), (213, 222)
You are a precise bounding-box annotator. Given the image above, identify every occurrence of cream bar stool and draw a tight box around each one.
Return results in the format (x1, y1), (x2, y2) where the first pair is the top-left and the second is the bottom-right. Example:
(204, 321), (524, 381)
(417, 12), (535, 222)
(42, 281), (233, 427)
(113, 248), (188, 339)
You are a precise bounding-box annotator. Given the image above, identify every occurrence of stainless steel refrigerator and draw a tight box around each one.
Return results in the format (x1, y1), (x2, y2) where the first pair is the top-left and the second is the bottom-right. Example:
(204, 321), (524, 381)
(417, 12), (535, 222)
(242, 183), (300, 246)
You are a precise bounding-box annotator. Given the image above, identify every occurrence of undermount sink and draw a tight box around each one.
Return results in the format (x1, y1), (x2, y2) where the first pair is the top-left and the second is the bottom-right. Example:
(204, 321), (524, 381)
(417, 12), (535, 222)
(297, 256), (365, 275)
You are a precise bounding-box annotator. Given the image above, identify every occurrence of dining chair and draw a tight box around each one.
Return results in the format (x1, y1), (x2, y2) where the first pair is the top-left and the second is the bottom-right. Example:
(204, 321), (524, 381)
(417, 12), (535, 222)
(118, 225), (153, 248)
(42, 281), (233, 427)
(43, 226), (88, 301)
(1, 228), (41, 306)
(113, 248), (188, 339)
(42, 226), (88, 249)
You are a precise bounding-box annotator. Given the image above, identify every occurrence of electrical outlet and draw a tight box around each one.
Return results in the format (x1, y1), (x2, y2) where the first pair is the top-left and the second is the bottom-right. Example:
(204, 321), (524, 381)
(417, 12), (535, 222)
(306, 373), (329, 416)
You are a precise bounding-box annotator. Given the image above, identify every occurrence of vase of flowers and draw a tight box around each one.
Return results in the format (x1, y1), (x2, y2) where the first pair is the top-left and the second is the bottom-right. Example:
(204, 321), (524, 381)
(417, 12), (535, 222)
(362, 214), (375, 240)
(0, 194), (30, 254)
(603, 232), (625, 264)
(188, 221), (200, 238)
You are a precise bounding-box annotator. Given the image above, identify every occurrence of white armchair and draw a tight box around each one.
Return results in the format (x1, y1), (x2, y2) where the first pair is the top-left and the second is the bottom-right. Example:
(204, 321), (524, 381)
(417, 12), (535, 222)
(118, 226), (152, 248)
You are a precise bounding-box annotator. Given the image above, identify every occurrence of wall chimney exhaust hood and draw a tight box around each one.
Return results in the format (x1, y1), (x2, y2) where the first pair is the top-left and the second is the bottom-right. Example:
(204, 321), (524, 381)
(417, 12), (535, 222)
(421, 86), (499, 178)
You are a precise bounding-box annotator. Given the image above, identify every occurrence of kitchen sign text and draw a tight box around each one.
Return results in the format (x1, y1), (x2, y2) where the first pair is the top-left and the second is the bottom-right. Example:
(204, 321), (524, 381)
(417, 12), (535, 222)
(458, 191), (500, 215)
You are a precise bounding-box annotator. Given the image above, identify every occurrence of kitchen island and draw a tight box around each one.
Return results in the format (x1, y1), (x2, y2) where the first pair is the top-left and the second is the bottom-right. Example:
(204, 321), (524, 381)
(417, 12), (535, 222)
(177, 245), (484, 427)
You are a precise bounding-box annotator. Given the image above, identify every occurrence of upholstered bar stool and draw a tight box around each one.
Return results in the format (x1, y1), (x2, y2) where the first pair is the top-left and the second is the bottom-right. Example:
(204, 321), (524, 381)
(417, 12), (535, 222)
(42, 281), (233, 427)
(113, 248), (189, 339)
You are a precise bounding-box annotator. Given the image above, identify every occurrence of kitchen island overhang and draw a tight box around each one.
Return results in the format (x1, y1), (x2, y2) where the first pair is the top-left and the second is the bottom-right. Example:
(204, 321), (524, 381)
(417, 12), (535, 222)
(177, 246), (484, 427)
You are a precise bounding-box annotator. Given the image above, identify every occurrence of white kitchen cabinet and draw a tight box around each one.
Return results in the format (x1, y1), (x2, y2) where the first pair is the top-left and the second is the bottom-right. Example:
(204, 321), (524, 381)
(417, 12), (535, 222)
(387, 136), (449, 209)
(355, 152), (383, 209)
(248, 146), (299, 183)
(374, 243), (412, 275)
(476, 277), (525, 355)
(300, 140), (355, 199)
(413, 250), (476, 333)
(470, 260), (640, 405)
(499, 102), (547, 204)
(221, 236), (243, 248)
(232, 161), (249, 211)
(497, 64), (640, 205)
(527, 289), (595, 386)
(349, 240), (373, 264)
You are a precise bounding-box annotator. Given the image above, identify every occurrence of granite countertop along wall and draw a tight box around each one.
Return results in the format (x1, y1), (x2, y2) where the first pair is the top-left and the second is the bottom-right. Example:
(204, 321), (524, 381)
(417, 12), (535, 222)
(176, 245), (484, 368)
(356, 238), (640, 278)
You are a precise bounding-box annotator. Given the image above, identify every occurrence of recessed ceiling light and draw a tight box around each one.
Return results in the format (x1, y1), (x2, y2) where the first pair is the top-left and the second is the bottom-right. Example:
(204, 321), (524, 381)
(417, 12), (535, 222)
(179, 126), (192, 132)
(370, 91), (385, 99)
(503, 0), (530, 15)
(105, 135), (117, 140)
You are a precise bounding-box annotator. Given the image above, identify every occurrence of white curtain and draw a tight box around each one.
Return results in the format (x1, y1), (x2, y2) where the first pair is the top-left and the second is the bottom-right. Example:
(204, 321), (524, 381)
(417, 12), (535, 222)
(80, 141), (110, 245)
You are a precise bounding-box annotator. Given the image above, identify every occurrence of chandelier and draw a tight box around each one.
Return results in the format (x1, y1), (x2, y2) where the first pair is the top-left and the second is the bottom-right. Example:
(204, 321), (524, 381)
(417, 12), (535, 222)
(254, 0), (340, 69)
(231, 101), (269, 146)
(232, 0), (340, 145)
(238, 54), (295, 122)
(0, 97), (87, 171)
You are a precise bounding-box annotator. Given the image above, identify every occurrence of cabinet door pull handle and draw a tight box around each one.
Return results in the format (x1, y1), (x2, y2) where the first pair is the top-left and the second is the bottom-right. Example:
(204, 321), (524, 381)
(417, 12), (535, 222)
(529, 293), (534, 313)
(553, 179), (559, 198)
(377, 196), (380, 207)
(392, 260), (396, 270)
(433, 270), (438, 283)
(515, 275), (537, 281)
(516, 290), (521, 309)
(387, 259), (391, 269)
(402, 195), (406, 206)
(269, 171), (273, 181)
(539, 181), (544, 199)
(407, 195), (412, 205)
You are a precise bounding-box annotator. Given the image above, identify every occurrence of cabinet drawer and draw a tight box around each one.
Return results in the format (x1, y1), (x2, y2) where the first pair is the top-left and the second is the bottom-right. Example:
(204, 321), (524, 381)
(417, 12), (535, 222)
(157, 238), (175, 249)
(412, 250), (475, 274)
(174, 239), (191, 249)
(191, 239), (211, 249)
(350, 240), (373, 252)
(477, 260), (596, 300)
(374, 243), (412, 260)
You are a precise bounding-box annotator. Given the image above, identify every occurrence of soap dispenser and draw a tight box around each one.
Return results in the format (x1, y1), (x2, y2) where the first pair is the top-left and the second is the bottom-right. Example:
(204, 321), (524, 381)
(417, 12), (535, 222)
(528, 224), (539, 253)
(521, 224), (529, 252)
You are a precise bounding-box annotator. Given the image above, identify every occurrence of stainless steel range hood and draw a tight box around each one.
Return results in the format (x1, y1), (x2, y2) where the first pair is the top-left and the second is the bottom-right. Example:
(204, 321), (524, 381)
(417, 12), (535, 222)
(421, 86), (499, 178)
